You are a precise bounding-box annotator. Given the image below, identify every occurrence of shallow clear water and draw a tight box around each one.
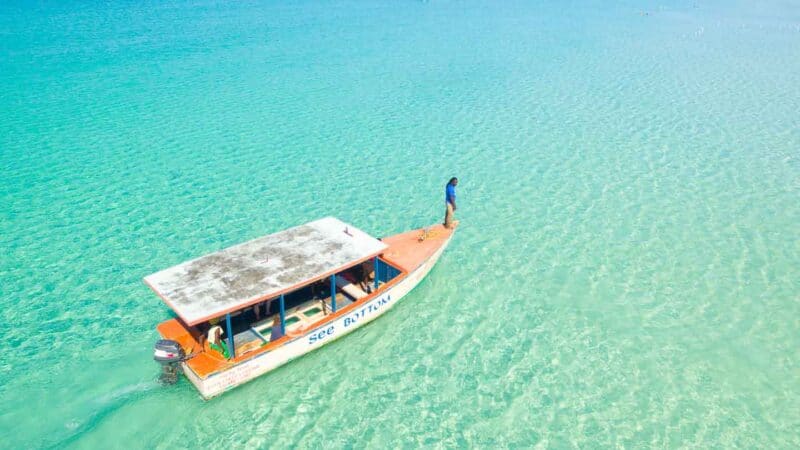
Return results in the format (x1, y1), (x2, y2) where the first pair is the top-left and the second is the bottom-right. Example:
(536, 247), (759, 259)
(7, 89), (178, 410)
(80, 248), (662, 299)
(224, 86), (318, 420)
(1, 0), (799, 448)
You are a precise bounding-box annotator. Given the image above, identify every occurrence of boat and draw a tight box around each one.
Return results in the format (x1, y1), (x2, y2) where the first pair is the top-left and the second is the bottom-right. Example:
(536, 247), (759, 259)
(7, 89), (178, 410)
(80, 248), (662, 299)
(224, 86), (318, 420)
(146, 217), (456, 399)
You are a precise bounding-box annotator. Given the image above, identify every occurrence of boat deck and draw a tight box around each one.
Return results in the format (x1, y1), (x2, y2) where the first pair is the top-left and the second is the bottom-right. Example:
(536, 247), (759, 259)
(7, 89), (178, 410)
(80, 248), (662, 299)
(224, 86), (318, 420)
(381, 224), (455, 272)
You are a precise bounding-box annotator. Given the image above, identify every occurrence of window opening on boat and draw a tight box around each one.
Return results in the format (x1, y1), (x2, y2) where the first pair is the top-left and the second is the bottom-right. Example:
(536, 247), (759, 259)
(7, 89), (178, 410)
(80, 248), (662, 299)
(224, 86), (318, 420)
(193, 259), (402, 360)
(375, 257), (402, 287)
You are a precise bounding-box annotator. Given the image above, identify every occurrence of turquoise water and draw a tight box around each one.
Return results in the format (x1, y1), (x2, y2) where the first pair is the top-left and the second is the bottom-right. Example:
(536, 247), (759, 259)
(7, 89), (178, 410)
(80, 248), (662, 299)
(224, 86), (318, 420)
(2, 0), (799, 447)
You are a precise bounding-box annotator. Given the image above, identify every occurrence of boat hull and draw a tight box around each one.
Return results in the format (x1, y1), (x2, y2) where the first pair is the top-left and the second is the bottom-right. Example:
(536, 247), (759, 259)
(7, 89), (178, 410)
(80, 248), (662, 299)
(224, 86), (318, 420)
(182, 232), (453, 399)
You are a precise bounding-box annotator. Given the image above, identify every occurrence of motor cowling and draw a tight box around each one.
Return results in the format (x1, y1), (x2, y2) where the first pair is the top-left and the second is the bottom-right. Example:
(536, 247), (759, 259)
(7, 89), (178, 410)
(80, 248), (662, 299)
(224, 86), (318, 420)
(154, 339), (185, 363)
(154, 339), (185, 385)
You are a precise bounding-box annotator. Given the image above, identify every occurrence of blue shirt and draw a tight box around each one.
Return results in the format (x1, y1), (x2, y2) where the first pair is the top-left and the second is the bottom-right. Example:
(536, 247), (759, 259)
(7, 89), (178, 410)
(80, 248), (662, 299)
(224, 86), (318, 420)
(446, 184), (456, 205)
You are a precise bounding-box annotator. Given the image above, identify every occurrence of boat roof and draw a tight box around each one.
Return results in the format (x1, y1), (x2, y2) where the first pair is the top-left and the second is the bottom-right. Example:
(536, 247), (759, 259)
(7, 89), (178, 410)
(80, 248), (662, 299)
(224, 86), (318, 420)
(144, 217), (387, 325)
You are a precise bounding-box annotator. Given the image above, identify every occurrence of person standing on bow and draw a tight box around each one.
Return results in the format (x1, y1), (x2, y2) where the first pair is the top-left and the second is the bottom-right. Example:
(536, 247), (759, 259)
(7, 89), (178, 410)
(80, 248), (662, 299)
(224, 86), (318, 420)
(444, 177), (458, 229)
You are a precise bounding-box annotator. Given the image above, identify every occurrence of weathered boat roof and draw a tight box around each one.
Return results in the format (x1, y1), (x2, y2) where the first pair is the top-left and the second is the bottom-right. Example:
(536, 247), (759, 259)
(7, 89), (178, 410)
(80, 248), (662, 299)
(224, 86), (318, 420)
(144, 217), (387, 325)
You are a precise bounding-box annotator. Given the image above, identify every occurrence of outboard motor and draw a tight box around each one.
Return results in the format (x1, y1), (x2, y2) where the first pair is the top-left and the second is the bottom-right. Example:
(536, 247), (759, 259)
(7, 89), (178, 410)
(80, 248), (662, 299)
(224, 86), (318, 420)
(154, 339), (186, 385)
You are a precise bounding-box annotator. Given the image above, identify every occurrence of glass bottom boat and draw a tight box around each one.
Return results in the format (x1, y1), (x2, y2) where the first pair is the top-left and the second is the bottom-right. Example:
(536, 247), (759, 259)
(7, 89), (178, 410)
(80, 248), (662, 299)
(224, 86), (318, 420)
(146, 217), (456, 399)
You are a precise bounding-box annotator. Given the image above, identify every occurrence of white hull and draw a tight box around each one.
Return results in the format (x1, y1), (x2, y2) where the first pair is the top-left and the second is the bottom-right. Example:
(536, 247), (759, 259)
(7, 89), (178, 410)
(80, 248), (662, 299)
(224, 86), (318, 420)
(183, 234), (452, 399)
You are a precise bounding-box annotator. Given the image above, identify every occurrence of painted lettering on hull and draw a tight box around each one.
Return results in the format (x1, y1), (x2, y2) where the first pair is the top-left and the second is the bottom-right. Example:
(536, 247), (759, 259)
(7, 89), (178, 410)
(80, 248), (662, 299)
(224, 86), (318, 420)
(306, 295), (393, 345)
(308, 326), (334, 344)
(344, 295), (392, 328)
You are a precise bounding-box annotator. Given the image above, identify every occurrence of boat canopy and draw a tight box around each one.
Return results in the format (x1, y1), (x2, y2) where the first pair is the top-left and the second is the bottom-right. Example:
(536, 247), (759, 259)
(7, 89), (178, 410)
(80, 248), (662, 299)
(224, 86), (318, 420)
(144, 217), (387, 325)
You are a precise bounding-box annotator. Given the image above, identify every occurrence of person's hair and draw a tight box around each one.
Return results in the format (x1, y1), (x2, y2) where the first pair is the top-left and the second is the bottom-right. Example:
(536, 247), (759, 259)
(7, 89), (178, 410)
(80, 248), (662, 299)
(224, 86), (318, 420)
(447, 177), (458, 186)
